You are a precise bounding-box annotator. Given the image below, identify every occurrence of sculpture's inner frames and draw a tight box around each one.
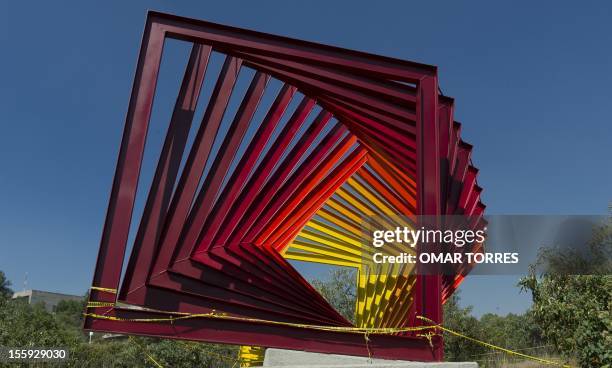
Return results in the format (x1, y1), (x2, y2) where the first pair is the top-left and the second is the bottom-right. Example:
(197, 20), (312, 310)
(86, 12), (485, 361)
(118, 40), (421, 328)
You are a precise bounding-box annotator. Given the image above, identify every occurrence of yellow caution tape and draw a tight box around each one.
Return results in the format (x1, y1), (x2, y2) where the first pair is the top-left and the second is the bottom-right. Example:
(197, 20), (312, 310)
(84, 297), (572, 367)
(86, 301), (115, 308)
(84, 301), (573, 367)
(90, 286), (117, 294)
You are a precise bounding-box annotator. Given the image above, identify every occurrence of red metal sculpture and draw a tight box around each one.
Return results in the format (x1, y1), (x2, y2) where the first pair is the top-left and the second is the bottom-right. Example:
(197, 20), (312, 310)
(84, 11), (485, 361)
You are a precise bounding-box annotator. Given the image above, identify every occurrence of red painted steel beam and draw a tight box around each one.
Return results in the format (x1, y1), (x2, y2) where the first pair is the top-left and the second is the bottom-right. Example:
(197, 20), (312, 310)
(243, 58), (417, 125)
(211, 97), (315, 248)
(120, 44), (211, 299)
(87, 307), (437, 361)
(270, 146), (368, 251)
(224, 113), (334, 248)
(146, 55), (243, 280)
(172, 71), (270, 263)
(358, 166), (415, 217)
(242, 121), (346, 245)
(88, 20), (165, 308)
(256, 134), (357, 246)
(236, 51), (418, 106)
(413, 75), (444, 360)
(194, 84), (297, 250)
(146, 11), (436, 83)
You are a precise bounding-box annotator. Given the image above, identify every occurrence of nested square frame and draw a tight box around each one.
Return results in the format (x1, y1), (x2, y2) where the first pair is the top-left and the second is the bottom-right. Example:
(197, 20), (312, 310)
(85, 11), (485, 361)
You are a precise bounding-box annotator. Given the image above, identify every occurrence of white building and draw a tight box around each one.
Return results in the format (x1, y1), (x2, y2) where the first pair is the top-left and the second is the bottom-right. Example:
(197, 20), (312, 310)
(12, 289), (82, 312)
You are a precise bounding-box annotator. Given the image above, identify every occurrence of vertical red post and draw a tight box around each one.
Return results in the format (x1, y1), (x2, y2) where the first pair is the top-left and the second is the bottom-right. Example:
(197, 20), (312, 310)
(415, 75), (443, 360)
(85, 21), (165, 324)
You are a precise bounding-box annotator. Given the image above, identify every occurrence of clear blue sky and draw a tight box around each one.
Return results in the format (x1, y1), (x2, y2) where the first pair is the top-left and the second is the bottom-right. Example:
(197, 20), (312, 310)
(0, 1), (610, 317)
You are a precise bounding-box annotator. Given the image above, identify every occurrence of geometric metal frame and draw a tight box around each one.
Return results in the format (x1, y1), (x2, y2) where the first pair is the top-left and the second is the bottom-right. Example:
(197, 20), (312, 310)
(85, 11), (485, 361)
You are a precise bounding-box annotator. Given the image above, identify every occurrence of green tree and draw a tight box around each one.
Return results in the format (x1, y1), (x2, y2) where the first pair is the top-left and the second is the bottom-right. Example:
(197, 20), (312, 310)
(478, 311), (542, 352)
(310, 267), (357, 322)
(70, 339), (143, 368)
(54, 297), (87, 329)
(0, 277), (239, 367)
(442, 292), (487, 361)
(519, 215), (612, 368)
(0, 270), (12, 299)
(71, 338), (238, 368)
(309, 268), (547, 365)
(144, 338), (238, 368)
(0, 297), (81, 353)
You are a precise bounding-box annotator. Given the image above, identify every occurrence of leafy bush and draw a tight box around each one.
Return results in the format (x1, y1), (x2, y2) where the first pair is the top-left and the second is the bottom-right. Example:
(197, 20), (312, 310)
(520, 274), (611, 367)
(519, 215), (612, 368)
(0, 298), (81, 349)
(443, 293), (487, 361)
(0, 294), (238, 367)
(0, 271), (12, 299)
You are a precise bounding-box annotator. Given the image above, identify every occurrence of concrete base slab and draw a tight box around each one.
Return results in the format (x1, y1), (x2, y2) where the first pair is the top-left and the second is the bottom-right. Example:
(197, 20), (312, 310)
(262, 349), (478, 367)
